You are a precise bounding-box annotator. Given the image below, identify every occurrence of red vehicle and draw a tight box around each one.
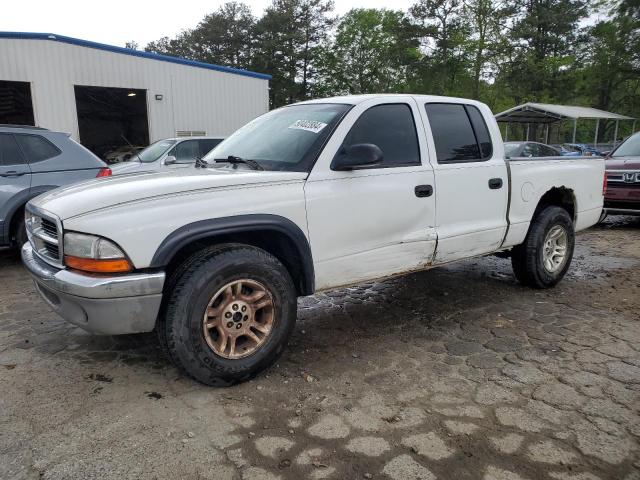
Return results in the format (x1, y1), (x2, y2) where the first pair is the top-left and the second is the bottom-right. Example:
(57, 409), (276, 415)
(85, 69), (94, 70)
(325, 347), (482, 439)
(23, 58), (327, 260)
(604, 132), (640, 217)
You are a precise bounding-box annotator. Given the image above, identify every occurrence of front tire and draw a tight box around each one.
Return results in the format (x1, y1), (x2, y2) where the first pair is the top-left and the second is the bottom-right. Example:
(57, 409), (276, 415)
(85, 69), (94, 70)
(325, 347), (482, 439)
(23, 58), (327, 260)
(158, 244), (297, 386)
(511, 206), (575, 289)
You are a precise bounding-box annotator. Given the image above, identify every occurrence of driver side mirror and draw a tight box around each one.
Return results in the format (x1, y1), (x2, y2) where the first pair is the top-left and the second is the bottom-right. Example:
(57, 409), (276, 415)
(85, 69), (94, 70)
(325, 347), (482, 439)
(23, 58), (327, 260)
(331, 143), (383, 171)
(165, 155), (177, 165)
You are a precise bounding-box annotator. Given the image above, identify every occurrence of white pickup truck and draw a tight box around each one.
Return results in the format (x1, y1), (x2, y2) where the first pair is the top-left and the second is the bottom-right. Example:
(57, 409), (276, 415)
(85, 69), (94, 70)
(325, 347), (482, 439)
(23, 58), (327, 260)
(22, 94), (605, 386)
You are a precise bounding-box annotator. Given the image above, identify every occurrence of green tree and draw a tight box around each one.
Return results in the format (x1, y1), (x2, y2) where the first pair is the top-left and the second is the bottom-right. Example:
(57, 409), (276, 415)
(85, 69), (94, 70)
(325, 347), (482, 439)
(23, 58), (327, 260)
(251, 1), (299, 106)
(462, 0), (516, 99)
(191, 2), (256, 68)
(617, 0), (640, 17)
(145, 32), (196, 59)
(410, 0), (471, 95)
(315, 9), (421, 95)
(251, 0), (334, 106)
(574, 0), (640, 140)
(139, 0), (640, 123)
(501, 0), (588, 102)
(146, 2), (255, 69)
(297, 0), (335, 99)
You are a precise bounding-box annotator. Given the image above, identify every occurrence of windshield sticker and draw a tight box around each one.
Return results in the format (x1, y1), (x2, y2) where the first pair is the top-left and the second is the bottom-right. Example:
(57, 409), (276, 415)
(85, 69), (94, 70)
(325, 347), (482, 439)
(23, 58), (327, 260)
(289, 120), (328, 134)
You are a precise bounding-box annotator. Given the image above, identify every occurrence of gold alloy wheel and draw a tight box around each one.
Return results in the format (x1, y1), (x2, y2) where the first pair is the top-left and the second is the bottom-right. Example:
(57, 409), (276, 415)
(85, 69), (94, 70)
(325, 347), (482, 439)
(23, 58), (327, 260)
(542, 225), (569, 273)
(202, 279), (275, 359)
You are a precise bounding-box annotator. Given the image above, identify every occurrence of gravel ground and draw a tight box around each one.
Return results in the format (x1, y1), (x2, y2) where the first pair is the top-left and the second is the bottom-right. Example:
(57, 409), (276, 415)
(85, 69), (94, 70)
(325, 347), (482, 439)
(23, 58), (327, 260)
(1, 217), (639, 480)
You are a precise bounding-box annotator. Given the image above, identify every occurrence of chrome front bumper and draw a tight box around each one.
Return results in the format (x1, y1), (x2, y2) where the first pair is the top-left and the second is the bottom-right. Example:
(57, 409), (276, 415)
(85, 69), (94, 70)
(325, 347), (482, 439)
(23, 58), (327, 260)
(22, 242), (165, 335)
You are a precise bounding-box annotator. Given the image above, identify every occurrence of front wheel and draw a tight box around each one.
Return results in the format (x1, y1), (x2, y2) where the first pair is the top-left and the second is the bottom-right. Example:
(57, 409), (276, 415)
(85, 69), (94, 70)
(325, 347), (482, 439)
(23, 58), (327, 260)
(158, 244), (297, 386)
(511, 206), (575, 288)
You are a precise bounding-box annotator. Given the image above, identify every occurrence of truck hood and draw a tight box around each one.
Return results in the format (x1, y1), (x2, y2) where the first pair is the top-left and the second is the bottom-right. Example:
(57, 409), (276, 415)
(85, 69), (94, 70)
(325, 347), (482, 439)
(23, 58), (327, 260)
(30, 168), (308, 220)
(606, 156), (640, 170)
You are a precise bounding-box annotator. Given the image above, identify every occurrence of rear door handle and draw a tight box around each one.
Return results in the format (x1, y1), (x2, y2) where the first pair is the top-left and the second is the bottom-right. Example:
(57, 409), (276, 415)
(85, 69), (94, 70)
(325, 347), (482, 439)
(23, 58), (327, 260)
(0, 171), (26, 177)
(415, 185), (433, 197)
(488, 178), (503, 189)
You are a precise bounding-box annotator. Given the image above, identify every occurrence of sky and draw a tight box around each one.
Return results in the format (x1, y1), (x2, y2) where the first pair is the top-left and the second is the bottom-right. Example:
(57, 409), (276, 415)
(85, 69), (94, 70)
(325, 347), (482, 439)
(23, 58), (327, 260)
(2, 0), (415, 49)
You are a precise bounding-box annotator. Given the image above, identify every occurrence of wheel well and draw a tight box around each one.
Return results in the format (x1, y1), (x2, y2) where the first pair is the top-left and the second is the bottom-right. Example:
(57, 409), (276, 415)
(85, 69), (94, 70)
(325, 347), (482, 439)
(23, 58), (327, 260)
(8, 204), (26, 243)
(163, 230), (312, 297)
(533, 187), (576, 222)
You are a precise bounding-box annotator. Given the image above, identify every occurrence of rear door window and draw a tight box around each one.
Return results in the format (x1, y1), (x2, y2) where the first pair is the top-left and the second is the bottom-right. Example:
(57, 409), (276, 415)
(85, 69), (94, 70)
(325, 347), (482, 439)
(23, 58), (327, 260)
(0, 134), (27, 166)
(15, 134), (61, 162)
(466, 106), (493, 158)
(424, 103), (494, 163)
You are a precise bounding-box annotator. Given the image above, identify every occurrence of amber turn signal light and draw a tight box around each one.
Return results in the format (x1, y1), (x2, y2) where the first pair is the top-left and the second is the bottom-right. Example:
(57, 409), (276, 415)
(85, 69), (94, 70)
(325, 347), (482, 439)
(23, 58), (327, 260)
(64, 255), (132, 273)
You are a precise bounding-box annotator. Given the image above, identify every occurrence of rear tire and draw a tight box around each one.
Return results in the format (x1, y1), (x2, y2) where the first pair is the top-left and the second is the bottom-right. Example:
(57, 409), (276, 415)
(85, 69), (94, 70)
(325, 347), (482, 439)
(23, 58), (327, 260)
(157, 244), (297, 386)
(511, 206), (575, 288)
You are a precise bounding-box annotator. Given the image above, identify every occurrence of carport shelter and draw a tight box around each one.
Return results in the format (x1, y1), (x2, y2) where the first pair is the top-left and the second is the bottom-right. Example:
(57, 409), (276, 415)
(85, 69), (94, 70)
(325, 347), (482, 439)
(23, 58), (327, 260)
(495, 102), (635, 147)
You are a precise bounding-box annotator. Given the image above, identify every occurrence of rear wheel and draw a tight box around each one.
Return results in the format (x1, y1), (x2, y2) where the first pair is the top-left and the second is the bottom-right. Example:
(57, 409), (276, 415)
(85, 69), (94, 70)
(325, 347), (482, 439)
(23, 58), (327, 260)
(157, 244), (297, 386)
(511, 206), (575, 288)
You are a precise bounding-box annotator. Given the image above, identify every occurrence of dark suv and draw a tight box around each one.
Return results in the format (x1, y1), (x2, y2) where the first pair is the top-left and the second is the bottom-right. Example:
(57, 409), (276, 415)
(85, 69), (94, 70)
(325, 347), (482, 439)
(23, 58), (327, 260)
(0, 125), (110, 247)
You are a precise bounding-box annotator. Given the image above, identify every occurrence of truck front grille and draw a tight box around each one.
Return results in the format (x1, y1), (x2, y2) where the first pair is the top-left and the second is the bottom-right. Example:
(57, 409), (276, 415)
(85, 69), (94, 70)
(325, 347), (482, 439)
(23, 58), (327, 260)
(25, 209), (64, 268)
(41, 218), (58, 238)
(44, 242), (60, 259)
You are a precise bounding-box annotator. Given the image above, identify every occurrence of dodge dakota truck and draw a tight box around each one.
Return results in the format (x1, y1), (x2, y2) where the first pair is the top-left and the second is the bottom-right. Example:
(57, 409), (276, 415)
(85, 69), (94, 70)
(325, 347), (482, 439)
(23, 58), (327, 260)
(22, 95), (605, 386)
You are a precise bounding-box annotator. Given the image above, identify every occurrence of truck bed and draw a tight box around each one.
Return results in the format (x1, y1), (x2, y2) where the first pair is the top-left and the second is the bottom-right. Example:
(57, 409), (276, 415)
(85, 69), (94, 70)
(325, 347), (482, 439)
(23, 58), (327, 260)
(502, 155), (605, 248)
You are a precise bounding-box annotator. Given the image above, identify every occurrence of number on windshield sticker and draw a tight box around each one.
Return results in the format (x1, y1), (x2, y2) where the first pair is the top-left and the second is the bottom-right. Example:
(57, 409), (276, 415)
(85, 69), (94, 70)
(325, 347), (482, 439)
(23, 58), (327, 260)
(288, 120), (328, 134)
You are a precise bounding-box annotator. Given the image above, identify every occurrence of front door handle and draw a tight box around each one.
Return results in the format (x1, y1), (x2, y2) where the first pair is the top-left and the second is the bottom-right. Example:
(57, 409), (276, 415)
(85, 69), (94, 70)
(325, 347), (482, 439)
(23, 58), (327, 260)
(488, 178), (503, 189)
(0, 171), (26, 177)
(415, 185), (433, 197)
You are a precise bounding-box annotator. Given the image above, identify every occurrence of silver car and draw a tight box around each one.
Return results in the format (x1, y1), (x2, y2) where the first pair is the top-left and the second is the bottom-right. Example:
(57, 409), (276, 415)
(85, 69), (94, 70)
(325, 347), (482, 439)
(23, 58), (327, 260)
(110, 137), (224, 175)
(0, 124), (109, 247)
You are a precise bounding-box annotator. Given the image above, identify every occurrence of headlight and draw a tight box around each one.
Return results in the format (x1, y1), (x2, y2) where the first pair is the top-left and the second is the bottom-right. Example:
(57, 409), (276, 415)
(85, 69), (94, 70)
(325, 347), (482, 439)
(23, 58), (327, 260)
(63, 232), (132, 273)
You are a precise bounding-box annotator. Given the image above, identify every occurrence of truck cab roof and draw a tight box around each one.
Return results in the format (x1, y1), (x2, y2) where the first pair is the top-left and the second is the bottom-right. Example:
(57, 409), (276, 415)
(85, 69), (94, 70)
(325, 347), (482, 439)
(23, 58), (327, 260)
(296, 94), (489, 108)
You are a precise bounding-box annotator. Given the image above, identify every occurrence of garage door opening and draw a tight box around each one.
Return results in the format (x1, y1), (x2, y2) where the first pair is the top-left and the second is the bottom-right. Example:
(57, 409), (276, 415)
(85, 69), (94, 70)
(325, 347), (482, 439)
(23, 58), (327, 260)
(74, 85), (149, 160)
(0, 80), (35, 126)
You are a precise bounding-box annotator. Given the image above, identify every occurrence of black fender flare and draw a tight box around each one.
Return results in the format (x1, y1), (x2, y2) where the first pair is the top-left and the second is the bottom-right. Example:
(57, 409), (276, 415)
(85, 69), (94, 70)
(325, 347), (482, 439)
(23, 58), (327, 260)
(2, 185), (59, 241)
(150, 214), (315, 295)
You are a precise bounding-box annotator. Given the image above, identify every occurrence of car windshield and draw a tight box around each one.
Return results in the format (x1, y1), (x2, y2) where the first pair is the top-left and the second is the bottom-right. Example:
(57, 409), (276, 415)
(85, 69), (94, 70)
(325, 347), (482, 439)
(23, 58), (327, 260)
(612, 133), (640, 157)
(504, 143), (522, 157)
(137, 140), (176, 163)
(202, 103), (351, 172)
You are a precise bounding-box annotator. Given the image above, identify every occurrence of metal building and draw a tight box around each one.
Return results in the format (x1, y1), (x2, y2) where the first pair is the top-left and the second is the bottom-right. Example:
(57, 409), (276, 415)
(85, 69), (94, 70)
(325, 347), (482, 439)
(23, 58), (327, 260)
(0, 32), (270, 158)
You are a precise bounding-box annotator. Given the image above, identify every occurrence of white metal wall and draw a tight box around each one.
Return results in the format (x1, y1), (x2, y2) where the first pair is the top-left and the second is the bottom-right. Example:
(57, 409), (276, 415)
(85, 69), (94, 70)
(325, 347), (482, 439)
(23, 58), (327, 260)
(0, 38), (269, 142)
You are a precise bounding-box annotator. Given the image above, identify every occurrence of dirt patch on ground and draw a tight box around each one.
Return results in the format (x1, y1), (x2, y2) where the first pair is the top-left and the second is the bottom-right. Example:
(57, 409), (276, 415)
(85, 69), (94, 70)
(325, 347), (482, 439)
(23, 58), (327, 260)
(1, 217), (639, 480)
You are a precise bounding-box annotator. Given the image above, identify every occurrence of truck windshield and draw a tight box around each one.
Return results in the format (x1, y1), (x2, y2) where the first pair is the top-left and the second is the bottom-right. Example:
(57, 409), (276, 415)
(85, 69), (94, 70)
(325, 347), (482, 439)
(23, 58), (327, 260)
(202, 103), (351, 172)
(612, 133), (640, 157)
(137, 140), (176, 163)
